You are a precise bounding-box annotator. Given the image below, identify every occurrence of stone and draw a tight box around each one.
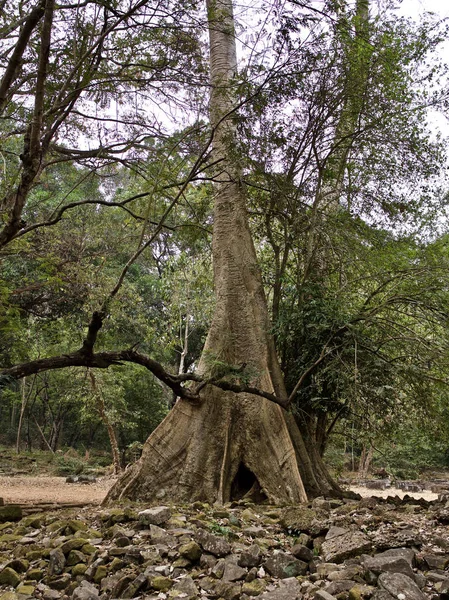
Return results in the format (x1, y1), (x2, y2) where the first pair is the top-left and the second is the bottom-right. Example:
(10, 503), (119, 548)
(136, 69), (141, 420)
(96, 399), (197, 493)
(27, 568), (44, 581)
(195, 528), (231, 557)
(423, 554), (449, 570)
(243, 526), (266, 538)
(66, 520), (88, 533)
(378, 572), (426, 600)
(138, 506), (171, 526)
(170, 575), (198, 596)
(72, 581), (99, 600)
(114, 535), (130, 548)
(325, 580), (359, 595)
(291, 543), (314, 562)
(0, 505), (22, 523)
(326, 526), (349, 540)
(263, 551), (308, 578)
(93, 565), (108, 584)
(60, 538), (88, 554)
(0, 594), (20, 600)
(280, 507), (321, 534)
(242, 578), (268, 596)
(48, 548), (66, 577)
(48, 574), (71, 590)
(149, 575), (173, 592)
(121, 573), (147, 598)
(178, 540), (202, 561)
(239, 544), (262, 568)
(379, 548), (415, 566)
(362, 555), (415, 579)
(66, 550), (87, 566)
(260, 577), (302, 600)
(321, 531), (372, 563)
(327, 566), (363, 582)
(72, 564), (87, 577)
(42, 588), (62, 600)
(223, 561), (247, 582)
(0, 567), (21, 587)
(5, 559), (28, 573)
(315, 591), (338, 600)
(15, 585), (34, 596)
(212, 557), (226, 578)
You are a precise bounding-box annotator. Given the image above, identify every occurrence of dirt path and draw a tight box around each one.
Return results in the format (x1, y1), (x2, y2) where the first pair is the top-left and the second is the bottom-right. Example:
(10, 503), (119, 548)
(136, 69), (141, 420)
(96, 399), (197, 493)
(0, 475), (115, 505)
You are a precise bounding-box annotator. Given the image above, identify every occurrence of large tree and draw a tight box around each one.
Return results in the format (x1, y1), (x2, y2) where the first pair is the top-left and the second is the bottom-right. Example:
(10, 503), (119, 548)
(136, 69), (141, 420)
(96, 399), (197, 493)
(105, 0), (316, 504)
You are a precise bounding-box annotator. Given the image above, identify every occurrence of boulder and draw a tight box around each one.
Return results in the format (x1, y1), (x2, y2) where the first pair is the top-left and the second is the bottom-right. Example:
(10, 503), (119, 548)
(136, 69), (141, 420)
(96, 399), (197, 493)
(195, 528), (231, 557)
(321, 531), (372, 563)
(0, 505), (22, 523)
(138, 506), (171, 526)
(263, 552), (308, 578)
(378, 572), (426, 600)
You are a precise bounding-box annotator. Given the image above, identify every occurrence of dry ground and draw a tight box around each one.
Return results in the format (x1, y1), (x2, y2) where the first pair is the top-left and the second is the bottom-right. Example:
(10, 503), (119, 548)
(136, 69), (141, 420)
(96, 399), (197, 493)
(0, 475), (115, 505)
(0, 475), (439, 505)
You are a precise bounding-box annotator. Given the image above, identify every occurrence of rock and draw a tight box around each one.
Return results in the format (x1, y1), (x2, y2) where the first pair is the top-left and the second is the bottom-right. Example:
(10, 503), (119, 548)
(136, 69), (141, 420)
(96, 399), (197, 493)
(423, 554), (449, 570)
(212, 557), (226, 578)
(328, 566), (364, 583)
(170, 575), (198, 596)
(0, 594), (20, 600)
(15, 584), (34, 596)
(260, 577), (302, 599)
(72, 564), (87, 577)
(114, 535), (130, 548)
(223, 561), (247, 582)
(60, 538), (88, 555)
(315, 591), (338, 600)
(326, 526), (349, 540)
(243, 526), (266, 538)
(121, 573), (147, 598)
(239, 544), (262, 568)
(378, 572), (426, 600)
(5, 559), (28, 573)
(72, 581), (99, 600)
(178, 540), (202, 561)
(198, 577), (241, 599)
(93, 565), (107, 584)
(280, 507), (322, 534)
(321, 531), (372, 563)
(242, 578), (268, 596)
(0, 567), (21, 587)
(138, 506), (171, 526)
(66, 550), (87, 566)
(0, 505), (22, 523)
(195, 528), (231, 556)
(149, 575), (173, 592)
(27, 568), (44, 581)
(325, 580), (359, 595)
(362, 554), (415, 579)
(291, 543), (314, 562)
(48, 548), (66, 576)
(42, 588), (62, 600)
(263, 551), (308, 578)
(48, 574), (71, 590)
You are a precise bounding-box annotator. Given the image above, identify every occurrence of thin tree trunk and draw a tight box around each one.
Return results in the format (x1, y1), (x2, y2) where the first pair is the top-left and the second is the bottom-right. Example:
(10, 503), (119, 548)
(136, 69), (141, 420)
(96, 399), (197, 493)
(89, 372), (122, 475)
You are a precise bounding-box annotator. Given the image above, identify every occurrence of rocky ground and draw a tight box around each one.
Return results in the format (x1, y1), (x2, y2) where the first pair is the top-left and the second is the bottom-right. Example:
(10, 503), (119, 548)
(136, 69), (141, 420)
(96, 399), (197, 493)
(0, 491), (448, 600)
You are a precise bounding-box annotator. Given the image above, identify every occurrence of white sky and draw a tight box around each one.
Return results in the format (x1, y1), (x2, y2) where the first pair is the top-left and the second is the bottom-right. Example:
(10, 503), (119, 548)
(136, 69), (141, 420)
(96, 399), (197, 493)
(399, 0), (449, 20)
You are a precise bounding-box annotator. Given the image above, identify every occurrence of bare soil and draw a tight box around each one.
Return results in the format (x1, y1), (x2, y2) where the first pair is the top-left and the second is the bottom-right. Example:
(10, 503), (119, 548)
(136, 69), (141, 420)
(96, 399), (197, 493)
(349, 484), (438, 502)
(0, 475), (115, 505)
(0, 475), (440, 506)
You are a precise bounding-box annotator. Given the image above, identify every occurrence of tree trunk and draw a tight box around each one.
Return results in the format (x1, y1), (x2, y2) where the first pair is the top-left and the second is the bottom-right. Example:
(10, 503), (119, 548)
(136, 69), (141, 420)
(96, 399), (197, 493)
(105, 0), (339, 506)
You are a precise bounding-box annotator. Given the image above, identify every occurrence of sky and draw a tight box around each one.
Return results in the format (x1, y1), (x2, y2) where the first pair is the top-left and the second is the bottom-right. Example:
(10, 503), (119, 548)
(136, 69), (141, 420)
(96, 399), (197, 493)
(399, 0), (449, 20)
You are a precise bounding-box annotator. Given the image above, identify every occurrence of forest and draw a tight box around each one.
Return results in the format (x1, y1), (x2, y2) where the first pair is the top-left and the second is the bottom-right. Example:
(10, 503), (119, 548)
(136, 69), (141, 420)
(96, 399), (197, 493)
(1, 0), (449, 503)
